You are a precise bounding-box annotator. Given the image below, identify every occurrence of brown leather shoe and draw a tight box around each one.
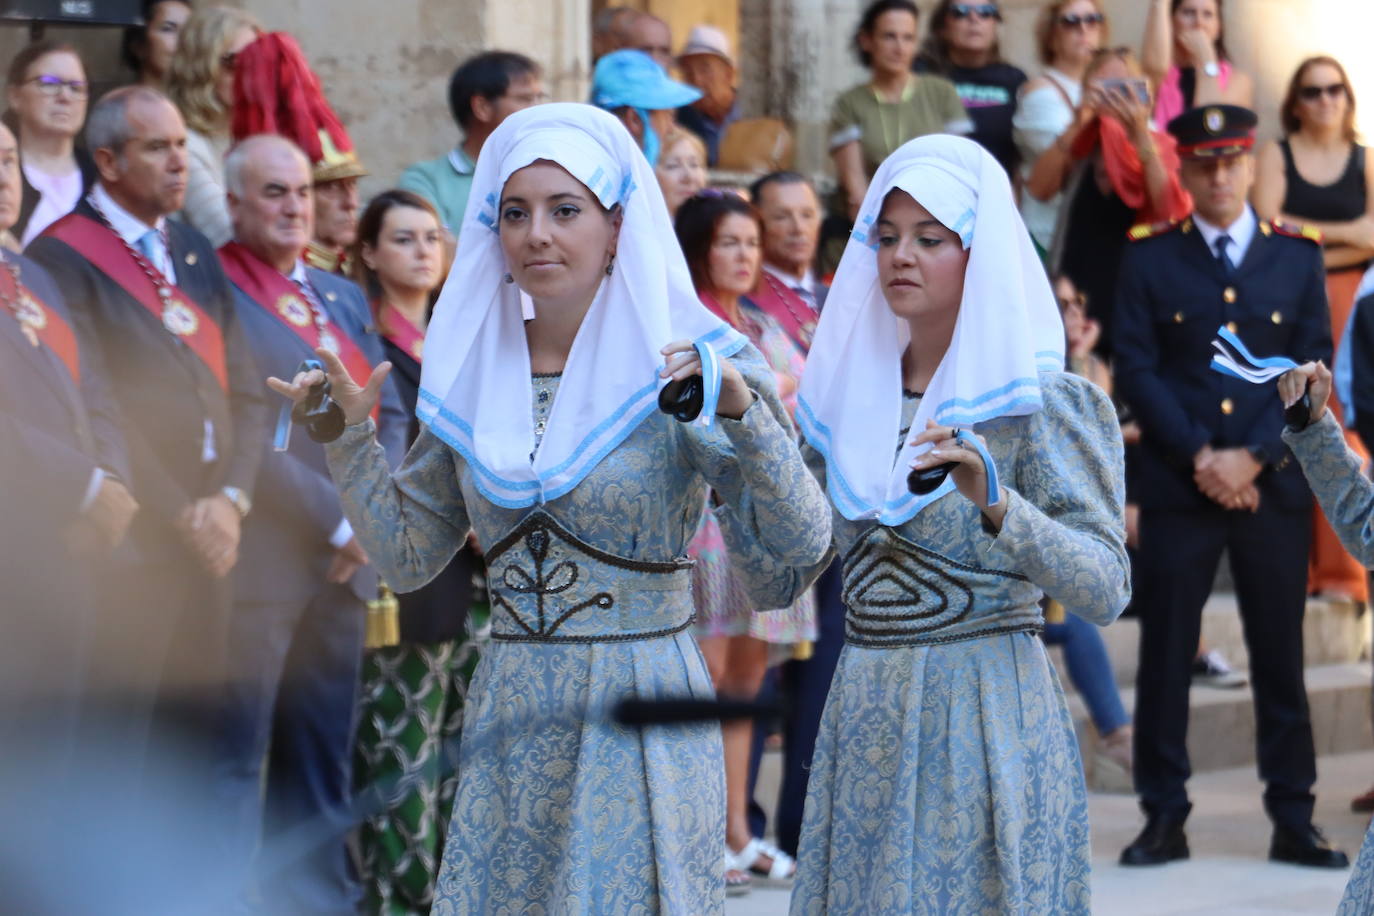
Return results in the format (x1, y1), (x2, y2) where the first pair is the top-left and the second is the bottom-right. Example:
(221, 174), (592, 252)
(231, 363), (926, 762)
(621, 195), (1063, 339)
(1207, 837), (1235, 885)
(1351, 785), (1374, 813)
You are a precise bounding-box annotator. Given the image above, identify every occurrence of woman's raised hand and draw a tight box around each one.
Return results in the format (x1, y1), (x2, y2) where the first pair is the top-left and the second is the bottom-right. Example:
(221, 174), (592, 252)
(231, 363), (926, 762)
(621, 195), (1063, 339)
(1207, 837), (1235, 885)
(266, 347), (393, 426)
(1277, 360), (1331, 426)
(909, 420), (1008, 527)
(660, 339), (753, 420)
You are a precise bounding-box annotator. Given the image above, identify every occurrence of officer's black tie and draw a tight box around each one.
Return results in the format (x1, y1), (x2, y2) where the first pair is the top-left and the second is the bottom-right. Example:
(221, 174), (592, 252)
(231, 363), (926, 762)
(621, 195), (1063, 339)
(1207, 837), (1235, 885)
(1215, 233), (1238, 282)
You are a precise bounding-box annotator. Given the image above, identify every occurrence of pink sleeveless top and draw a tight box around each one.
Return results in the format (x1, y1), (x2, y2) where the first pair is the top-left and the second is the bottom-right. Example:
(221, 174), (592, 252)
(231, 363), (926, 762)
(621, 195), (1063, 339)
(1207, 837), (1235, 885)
(1153, 61), (1232, 127)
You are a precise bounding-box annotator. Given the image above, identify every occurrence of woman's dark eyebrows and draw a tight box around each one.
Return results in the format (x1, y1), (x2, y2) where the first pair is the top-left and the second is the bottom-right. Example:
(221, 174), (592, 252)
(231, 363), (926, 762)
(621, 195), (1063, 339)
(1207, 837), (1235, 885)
(499, 191), (588, 206)
(875, 217), (942, 228)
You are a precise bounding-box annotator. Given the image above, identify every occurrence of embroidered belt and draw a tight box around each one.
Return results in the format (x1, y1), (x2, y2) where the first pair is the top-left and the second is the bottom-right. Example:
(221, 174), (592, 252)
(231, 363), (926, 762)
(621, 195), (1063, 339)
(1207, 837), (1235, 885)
(840, 526), (1040, 649)
(484, 511), (695, 644)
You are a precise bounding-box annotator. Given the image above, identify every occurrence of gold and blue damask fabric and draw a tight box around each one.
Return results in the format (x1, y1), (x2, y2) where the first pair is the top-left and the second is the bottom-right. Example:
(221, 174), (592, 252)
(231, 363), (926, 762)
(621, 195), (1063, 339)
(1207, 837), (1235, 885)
(1284, 410), (1374, 568)
(324, 346), (831, 915)
(1338, 823), (1374, 916)
(791, 371), (1129, 916)
(1282, 412), (1374, 915)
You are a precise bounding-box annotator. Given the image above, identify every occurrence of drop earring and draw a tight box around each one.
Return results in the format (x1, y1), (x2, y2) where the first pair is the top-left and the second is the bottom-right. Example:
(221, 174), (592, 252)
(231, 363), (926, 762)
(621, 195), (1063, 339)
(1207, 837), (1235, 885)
(605, 254), (616, 277)
(504, 272), (514, 284)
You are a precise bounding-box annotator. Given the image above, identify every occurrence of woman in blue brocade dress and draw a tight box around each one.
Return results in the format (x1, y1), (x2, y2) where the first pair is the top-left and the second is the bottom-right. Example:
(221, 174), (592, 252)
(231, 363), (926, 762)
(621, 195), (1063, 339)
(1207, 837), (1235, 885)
(1276, 357), (1374, 914)
(782, 135), (1131, 914)
(267, 104), (831, 915)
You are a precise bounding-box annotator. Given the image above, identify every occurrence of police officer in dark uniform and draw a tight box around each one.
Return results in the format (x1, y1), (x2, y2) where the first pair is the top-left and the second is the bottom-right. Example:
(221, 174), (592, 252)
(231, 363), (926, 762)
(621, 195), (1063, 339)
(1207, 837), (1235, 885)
(1115, 104), (1348, 869)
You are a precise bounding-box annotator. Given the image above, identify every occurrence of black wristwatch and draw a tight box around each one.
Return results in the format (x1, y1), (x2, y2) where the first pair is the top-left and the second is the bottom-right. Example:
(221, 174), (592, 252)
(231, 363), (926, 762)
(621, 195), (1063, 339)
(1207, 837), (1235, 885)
(1246, 444), (1271, 469)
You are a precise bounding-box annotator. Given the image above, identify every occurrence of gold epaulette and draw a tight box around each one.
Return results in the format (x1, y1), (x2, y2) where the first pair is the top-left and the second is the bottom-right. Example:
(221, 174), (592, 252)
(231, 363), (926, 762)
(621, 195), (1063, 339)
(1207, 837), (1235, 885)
(1271, 220), (1324, 244)
(1127, 219), (1181, 242)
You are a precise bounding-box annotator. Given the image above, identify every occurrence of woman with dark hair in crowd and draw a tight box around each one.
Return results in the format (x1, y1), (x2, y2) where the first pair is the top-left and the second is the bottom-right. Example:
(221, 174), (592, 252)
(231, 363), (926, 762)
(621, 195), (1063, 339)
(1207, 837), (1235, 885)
(1142, 0), (1252, 126)
(165, 5), (261, 246)
(829, 0), (970, 222)
(915, 0), (1027, 179)
(675, 189), (814, 894)
(4, 41), (95, 248)
(1014, 0), (1108, 258)
(346, 188), (489, 915)
(1254, 56), (1374, 619)
(1050, 46), (1191, 357)
(122, 0), (192, 87)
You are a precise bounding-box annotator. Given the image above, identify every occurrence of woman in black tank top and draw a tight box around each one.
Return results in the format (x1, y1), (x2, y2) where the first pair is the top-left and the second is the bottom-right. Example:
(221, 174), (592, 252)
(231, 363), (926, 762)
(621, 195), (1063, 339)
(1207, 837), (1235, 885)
(1254, 55), (1374, 274)
(1253, 55), (1374, 660)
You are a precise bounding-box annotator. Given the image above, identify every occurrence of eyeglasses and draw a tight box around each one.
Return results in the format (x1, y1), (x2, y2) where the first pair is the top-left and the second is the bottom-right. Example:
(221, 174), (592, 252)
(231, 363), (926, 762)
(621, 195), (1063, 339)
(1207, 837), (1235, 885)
(1059, 12), (1105, 28)
(1057, 294), (1086, 311)
(1299, 83), (1347, 102)
(949, 3), (1001, 21)
(24, 74), (88, 97)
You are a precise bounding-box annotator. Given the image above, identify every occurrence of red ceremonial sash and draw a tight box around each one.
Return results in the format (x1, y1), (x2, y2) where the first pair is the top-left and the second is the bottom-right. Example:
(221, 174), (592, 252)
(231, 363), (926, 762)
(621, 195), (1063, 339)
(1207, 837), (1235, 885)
(0, 265), (81, 383)
(752, 272), (817, 352)
(45, 214), (228, 391)
(375, 303), (425, 363)
(218, 242), (379, 422)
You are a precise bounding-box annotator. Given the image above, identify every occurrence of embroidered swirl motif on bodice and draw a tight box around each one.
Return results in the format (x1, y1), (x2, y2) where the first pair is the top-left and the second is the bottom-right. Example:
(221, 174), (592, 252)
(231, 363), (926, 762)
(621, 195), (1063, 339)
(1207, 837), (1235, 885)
(842, 526), (1034, 648)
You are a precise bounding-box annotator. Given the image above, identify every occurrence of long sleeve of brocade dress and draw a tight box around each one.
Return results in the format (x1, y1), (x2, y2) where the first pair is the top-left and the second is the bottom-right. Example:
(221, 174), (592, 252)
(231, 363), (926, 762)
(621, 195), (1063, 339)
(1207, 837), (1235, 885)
(323, 344), (831, 915)
(790, 371), (1130, 916)
(1283, 412), (1374, 916)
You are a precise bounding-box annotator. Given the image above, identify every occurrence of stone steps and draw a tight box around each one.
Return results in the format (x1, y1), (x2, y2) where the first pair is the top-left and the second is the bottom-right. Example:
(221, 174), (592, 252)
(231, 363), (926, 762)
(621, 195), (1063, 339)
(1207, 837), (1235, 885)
(1071, 661), (1374, 791)
(1073, 594), (1371, 689)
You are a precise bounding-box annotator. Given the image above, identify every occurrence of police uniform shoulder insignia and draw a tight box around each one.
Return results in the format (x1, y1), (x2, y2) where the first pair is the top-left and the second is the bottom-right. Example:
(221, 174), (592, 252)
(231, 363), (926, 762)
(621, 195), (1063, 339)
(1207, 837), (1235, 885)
(1128, 220), (1180, 242)
(1271, 220), (1323, 244)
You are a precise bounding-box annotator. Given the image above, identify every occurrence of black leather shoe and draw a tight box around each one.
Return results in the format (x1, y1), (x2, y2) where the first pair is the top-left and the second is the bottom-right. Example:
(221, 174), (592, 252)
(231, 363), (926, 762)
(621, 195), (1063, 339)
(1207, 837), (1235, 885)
(1269, 823), (1350, 869)
(1120, 814), (1189, 866)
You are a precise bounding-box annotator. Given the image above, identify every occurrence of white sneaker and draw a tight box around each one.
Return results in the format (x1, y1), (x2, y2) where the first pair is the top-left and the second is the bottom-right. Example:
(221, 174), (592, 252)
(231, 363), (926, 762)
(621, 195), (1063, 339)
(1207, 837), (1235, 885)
(1191, 649), (1248, 688)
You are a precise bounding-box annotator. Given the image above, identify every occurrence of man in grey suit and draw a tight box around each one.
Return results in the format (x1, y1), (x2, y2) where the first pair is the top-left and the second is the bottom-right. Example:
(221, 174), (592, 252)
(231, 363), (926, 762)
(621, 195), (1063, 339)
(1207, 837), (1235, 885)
(212, 134), (406, 915)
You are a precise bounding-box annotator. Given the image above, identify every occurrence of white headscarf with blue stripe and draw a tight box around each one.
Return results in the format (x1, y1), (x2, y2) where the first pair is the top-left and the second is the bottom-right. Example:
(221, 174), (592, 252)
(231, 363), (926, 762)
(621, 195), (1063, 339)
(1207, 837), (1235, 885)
(797, 134), (1064, 525)
(417, 103), (746, 508)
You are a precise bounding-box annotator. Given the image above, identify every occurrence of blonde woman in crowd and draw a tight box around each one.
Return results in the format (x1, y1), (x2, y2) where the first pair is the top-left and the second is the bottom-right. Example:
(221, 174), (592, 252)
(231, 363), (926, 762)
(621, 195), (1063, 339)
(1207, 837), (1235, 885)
(165, 4), (261, 246)
(655, 126), (709, 219)
(1014, 0), (1108, 259)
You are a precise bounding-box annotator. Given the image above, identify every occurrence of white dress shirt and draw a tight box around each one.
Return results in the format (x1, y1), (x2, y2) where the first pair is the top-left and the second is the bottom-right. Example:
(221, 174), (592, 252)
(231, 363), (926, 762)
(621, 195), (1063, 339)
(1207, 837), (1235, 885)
(1193, 204), (1258, 267)
(90, 183), (178, 284)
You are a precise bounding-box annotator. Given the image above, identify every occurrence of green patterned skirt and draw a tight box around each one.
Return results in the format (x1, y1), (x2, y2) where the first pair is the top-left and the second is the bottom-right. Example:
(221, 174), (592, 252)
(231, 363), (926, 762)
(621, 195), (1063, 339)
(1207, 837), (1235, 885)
(355, 599), (491, 916)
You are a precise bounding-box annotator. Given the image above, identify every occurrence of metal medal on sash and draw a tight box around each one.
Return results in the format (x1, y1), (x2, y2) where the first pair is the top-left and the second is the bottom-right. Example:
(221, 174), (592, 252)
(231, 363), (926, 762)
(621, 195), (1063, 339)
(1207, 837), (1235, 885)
(14, 292), (47, 347)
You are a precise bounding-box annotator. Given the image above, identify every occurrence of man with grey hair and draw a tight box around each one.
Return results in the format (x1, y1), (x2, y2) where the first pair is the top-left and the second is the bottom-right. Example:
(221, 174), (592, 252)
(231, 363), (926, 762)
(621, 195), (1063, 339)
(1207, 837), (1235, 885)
(214, 132), (406, 914)
(26, 85), (269, 788)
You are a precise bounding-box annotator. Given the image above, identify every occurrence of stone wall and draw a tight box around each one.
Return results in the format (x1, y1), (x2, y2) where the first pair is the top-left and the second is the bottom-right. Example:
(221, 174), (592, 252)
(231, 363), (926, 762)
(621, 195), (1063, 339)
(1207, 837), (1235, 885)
(0, 0), (1368, 193)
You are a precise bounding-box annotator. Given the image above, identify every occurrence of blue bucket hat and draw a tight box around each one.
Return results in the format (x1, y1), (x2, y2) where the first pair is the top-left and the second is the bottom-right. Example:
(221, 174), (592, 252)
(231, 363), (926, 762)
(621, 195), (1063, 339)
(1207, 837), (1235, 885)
(591, 49), (702, 111)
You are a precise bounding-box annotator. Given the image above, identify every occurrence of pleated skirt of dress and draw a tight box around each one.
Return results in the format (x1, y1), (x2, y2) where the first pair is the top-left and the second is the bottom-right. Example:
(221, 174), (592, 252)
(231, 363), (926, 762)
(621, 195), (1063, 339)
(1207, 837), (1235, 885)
(431, 631), (726, 915)
(791, 631), (1092, 916)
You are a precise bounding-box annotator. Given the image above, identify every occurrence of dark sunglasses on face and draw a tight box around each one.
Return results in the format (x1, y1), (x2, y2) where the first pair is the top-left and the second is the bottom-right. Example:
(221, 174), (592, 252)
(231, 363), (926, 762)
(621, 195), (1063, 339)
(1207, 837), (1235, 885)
(1059, 12), (1105, 28)
(1299, 83), (1346, 102)
(950, 3), (1001, 21)
(25, 74), (88, 97)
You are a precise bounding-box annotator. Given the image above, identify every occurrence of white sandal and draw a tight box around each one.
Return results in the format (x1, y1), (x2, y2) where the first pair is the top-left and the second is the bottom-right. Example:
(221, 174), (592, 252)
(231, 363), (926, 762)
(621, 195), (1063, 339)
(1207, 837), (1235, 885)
(727, 837), (796, 887)
(723, 852), (752, 896)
